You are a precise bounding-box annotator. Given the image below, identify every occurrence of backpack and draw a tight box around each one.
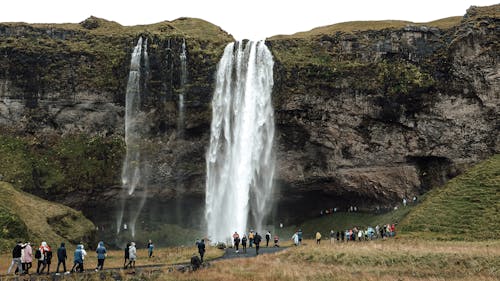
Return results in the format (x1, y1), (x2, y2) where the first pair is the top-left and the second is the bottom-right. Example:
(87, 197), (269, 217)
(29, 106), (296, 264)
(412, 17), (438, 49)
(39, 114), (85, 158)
(46, 250), (53, 261)
(35, 249), (42, 259)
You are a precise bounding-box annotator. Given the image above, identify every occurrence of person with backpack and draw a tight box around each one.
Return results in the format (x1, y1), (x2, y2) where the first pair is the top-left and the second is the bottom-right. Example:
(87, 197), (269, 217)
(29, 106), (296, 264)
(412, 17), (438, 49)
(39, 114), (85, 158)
(253, 232), (262, 255)
(36, 242), (50, 274)
(241, 234), (248, 253)
(123, 242), (130, 269)
(95, 241), (107, 271)
(196, 239), (206, 262)
(232, 231), (240, 253)
(265, 231), (271, 247)
(70, 245), (83, 273)
(56, 242), (67, 274)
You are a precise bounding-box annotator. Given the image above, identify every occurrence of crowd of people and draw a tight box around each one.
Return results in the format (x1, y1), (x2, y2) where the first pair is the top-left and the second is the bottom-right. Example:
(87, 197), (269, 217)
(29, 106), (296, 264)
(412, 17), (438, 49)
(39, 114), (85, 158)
(291, 224), (398, 246)
(230, 230), (279, 256)
(4, 239), (153, 276)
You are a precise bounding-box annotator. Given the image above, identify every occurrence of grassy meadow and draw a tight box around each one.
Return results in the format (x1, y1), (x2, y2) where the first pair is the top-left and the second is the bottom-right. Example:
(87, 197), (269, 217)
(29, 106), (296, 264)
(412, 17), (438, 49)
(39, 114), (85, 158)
(2, 238), (496, 280)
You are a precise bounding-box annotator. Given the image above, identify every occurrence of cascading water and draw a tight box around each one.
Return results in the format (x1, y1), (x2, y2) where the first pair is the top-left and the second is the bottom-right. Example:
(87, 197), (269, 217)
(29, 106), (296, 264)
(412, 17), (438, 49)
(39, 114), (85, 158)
(205, 41), (275, 243)
(117, 37), (149, 238)
(178, 38), (187, 138)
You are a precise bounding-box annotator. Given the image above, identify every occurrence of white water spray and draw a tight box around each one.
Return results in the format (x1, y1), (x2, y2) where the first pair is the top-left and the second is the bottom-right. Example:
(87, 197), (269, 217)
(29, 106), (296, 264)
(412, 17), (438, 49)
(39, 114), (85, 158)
(178, 38), (187, 138)
(205, 41), (275, 243)
(117, 37), (149, 238)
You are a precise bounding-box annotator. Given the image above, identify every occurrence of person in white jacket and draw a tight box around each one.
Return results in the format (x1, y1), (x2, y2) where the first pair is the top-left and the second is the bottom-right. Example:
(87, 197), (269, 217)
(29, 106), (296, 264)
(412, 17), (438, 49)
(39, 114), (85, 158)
(126, 242), (137, 272)
(291, 232), (299, 246)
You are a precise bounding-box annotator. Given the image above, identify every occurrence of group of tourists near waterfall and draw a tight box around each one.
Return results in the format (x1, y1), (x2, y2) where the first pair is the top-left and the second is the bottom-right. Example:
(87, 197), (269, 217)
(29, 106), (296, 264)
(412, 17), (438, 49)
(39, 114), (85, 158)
(5, 222), (398, 276)
(4, 239), (151, 276)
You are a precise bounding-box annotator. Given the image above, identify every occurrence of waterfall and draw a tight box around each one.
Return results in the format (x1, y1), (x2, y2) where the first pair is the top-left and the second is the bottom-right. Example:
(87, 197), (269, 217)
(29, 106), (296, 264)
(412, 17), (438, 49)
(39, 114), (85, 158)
(178, 38), (187, 138)
(205, 41), (275, 243)
(117, 37), (149, 238)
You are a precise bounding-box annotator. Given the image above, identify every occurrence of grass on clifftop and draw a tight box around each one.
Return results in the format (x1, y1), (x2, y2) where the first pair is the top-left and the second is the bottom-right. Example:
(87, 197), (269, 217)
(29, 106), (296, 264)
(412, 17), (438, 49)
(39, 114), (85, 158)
(399, 154), (500, 240)
(0, 181), (95, 252)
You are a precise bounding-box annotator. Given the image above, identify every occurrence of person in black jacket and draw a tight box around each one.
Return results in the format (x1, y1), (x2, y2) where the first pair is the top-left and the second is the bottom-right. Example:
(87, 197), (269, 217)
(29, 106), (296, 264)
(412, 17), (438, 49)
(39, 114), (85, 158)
(7, 241), (25, 274)
(196, 239), (206, 262)
(56, 243), (67, 273)
(253, 233), (262, 255)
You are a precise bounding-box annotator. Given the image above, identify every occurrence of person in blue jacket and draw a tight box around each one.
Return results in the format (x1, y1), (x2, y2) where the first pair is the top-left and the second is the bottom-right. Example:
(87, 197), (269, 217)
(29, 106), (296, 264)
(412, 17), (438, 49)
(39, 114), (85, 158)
(95, 241), (107, 271)
(70, 245), (83, 273)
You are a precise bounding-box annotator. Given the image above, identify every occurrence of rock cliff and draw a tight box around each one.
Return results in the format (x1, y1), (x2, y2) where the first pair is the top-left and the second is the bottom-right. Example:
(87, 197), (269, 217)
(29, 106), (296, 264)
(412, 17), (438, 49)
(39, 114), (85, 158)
(0, 6), (498, 224)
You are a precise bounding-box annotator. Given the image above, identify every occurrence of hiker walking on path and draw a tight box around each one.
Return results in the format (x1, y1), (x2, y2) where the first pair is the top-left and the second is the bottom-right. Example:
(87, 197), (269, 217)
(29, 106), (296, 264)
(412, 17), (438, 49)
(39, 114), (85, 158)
(70, 245), (83, 273)
(253, 232), (262, 255)
(22, 242), (32, 274)
(36, 242), (50, 274)
(265, 231), (271, 247)
(56, 242), (67, 274)
(196, 239), (206, 262)
(95, 241), (107, 271)
(298, 229), (303, 245)
(233, 232), (241, 253)
(241, 235), (248, 253)
(330, 230), (335, 244)
(7, 241), (24, 275)
(274, 235), (280, 247)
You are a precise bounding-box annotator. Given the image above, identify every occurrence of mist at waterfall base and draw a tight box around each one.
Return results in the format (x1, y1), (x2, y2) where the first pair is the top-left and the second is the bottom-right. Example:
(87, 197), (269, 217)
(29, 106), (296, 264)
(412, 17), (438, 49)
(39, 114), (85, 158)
(205, 41), (276, 243)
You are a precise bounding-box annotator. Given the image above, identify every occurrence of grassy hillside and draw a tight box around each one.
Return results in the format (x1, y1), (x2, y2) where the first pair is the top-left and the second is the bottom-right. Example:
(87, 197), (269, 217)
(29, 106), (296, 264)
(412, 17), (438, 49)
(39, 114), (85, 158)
(399, 154), (500, 240)
(0, 181), (95, 251)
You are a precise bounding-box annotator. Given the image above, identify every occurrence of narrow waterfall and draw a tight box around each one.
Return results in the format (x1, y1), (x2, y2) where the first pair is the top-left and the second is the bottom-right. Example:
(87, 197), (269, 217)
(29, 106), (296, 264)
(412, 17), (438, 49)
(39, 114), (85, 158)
(178, 38), (187, 138)
(205, 41), (275, 243)
(117, 37), (149, 238)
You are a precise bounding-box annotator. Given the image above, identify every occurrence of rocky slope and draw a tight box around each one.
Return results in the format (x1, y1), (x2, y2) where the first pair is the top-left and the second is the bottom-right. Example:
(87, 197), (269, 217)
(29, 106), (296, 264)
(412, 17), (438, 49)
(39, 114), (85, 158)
(0, 6), (498, 225)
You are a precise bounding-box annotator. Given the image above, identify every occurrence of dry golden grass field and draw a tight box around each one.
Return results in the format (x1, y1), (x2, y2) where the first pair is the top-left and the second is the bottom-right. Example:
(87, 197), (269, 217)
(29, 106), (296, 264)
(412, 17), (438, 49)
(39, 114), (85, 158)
(1, 238), (498, 280)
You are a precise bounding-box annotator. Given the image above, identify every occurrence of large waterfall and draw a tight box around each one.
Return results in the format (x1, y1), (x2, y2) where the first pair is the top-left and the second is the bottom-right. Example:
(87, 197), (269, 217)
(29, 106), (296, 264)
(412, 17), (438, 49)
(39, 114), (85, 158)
(117, 37), (149, 238)
(205, 41), (275, 243)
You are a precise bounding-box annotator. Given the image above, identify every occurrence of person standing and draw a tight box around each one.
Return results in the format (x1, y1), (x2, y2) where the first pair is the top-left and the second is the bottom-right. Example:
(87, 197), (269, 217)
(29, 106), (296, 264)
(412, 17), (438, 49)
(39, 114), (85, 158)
(291, 231), (299, 246)
(273, 235), (280, 247)
(127, 242), (137, 272)
(265, 231), (271, 247)
(7, 241), (24, 275)
(316, 231), (322, 244)
(196, 239), (206, 262)
(241, 235), (247, 253)
(233, 232), (240, 253)
(22, 242), (32, 274)
(147, 240), (154, 258)
(95, 241), (107, 271)
(297, 229), (303, 245)
(248, 230), (254, 248)
(123, 242), (130, 269)
(45, 245), (53, 274)
(330, 230), (335, 244)
(253, 232), (262, 255)
(56, 242), (67, 274)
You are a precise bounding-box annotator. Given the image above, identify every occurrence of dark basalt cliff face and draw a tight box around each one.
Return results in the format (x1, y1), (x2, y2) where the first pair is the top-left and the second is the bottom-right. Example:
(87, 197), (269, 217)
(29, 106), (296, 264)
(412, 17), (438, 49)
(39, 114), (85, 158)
(0, 6), (498, 224)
